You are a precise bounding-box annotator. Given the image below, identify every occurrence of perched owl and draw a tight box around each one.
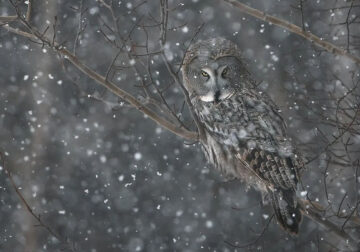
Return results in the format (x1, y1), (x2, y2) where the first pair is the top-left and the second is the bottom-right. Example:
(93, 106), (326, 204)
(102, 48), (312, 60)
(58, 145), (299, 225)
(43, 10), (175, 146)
(181, 38), (303, 234)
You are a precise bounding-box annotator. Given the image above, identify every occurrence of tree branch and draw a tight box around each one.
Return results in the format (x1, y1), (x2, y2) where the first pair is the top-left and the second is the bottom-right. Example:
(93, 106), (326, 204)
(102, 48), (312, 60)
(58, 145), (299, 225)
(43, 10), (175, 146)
(159, 0), (206, 142)
(299, 199), (360, 251)
(221, 0), (360, 65)
(0, 24), (198, 141)
(0, 15), (17, 23)
(0, 0), (32, 24)
(0, 152), (76, 251)
(25, 0), (32, 22)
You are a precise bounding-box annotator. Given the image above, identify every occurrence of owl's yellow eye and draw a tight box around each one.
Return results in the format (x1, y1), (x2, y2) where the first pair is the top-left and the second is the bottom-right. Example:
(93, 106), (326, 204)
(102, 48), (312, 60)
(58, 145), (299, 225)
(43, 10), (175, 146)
(221, 67), (228, 77)
(201, 70), (209, 78)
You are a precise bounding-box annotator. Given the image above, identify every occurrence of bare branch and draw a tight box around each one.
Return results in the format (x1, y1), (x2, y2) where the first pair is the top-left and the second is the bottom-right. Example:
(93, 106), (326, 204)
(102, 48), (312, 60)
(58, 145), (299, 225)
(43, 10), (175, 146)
(345, 0), (355, 52)
(0, 15), (17, 23)
(1, 23), (198, 141)
(61, 48), (198, 140)
(224, 214), (274, 249)
(73, 0), (86, 55)
(299, 199), (360, 251)
(0, 152), (76, 251)
(221, 0), (360, 65)
(25, 0), (32, 22)
(159, 0), (205, 141)
(0, 0), (32, 24)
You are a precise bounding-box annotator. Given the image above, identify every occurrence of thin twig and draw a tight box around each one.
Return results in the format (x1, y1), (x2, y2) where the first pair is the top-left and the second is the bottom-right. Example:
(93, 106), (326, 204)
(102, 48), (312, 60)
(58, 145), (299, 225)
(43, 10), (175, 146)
(299, 0), (306, 31)
(0, 152), (76, 251)
(221, 0), (360, 65)
(342, 202), (359, 231)
(73, 0), (86, 55)
(224, 215), (274, 249)
(345, 0), (354, 52)
(25, 0), (32, 22)
(337, 193), (348, 217)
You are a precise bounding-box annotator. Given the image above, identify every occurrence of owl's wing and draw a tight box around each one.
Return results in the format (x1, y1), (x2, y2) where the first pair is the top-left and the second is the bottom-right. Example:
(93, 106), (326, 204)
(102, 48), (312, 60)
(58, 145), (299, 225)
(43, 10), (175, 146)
(207, 121), (301, 190)
(233, 144), (303, 234)
(207, 90), (301, 190)
(241, 90), (300, 189)
(235, 148), (300, 191)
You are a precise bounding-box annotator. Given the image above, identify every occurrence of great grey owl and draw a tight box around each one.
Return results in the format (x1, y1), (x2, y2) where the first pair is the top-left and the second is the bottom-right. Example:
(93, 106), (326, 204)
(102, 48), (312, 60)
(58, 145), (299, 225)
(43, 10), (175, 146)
(181, 38), (304, 234)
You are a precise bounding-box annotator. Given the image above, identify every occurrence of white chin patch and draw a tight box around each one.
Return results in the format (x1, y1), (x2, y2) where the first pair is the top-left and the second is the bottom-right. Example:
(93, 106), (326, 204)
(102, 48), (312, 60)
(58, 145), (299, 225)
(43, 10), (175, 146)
(200, 92), (215, 102)
(200, 90), (234, 103)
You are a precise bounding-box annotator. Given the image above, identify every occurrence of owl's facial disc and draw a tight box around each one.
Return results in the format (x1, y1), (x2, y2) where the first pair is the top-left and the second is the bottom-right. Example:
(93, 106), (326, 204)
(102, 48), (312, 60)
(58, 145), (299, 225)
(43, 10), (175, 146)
(199, 66), (234, 103)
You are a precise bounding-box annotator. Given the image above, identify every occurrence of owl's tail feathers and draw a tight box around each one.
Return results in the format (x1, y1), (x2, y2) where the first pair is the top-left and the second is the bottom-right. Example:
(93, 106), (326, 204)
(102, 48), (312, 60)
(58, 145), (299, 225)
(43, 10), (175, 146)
(269, 188), (302, 234)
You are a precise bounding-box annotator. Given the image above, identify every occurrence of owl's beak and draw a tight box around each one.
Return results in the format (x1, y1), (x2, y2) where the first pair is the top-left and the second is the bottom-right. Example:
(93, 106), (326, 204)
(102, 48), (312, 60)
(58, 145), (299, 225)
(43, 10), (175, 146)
(214, 90), (221, 104)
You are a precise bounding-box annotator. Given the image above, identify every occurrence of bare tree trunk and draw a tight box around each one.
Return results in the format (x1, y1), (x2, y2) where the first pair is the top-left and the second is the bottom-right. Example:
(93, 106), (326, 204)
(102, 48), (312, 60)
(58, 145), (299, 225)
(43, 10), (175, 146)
(20, 2), (57, 251)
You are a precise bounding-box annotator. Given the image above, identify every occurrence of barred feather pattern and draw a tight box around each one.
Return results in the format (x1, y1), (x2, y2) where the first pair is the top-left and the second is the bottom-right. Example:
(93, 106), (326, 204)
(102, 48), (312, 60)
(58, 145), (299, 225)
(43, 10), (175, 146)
(192, 88), (303, 234)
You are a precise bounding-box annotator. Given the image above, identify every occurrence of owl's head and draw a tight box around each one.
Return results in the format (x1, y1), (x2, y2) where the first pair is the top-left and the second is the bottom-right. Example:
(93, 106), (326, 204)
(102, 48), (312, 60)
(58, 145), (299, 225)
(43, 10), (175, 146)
(181, 38), (251, 103)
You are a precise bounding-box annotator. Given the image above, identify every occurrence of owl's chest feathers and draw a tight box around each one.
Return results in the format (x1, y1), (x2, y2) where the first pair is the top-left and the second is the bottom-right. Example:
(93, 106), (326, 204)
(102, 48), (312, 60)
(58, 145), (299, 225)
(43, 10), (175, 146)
(195, 96), (249, 178)
(200, 130), (253, 182)
(196, 96), (246, 125)
(196, 94), (271, 137)
(195, 92), (285, 142)
(194, 93), (288, 182)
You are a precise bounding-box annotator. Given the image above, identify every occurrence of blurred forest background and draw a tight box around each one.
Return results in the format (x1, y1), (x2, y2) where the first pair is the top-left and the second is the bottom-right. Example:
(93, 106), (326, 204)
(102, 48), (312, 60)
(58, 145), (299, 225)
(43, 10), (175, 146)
(0, 0), (359, 251)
